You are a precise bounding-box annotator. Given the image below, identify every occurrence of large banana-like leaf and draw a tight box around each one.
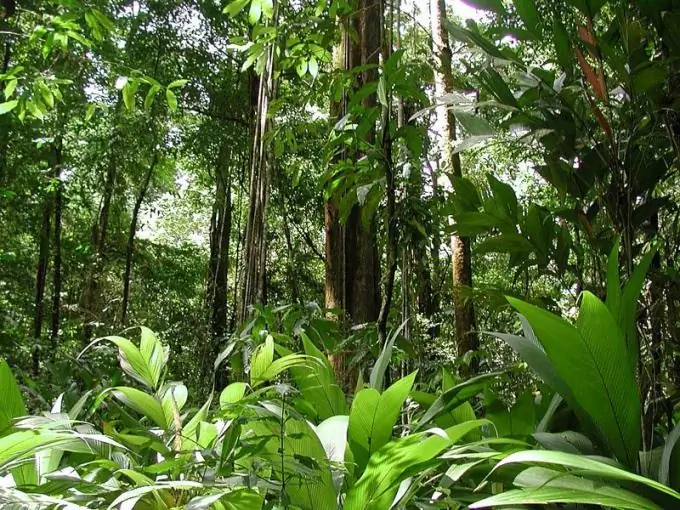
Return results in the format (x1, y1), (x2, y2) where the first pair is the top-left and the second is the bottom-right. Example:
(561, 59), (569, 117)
(348, 371), (417, 475)
(508, 293), (641, 468)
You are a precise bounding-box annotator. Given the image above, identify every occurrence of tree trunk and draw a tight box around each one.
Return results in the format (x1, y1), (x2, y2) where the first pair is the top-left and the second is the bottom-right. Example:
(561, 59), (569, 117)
(121, 152), (158, 324)
(208, 148), (233, 382)
(82, 154), (116, 342)
(238, 12), (277, 323)
(50, 140), (63, 351)
(325, 0), (382, 385)
(431, 0), (479, 375)
(33, 184), (52, 376)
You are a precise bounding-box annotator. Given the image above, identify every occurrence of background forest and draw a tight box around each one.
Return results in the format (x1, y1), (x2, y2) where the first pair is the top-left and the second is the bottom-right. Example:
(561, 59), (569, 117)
(2, 0), (680, 508)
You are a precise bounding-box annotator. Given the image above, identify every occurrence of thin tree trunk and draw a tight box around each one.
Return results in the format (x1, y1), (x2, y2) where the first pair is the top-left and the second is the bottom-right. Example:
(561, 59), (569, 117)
(50, 140), (63, 351)
(33, 186), (52, 375)
(121, 152), (158, 324)
(82, 154), (116, 342)
(431, 0), (479, 375)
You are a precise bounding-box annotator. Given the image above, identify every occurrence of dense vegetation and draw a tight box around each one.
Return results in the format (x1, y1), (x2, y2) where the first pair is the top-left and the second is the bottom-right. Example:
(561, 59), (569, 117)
(2, 0), (680, 508)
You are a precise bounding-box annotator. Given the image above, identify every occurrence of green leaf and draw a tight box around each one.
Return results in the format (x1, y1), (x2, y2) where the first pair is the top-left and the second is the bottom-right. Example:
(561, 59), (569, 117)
(287, 333), (346, 420)
(248, 0), (262, 24)
(513, 0), (540, 34)
(308, 56), (319, 78)
(139, 327), (165, 389)
(507, 294), (641, 468)
(85, 103), (96, 121)
(660, 418), (680, 486)
(476, 234), (534, 255)
(0, 359), (26, 436)
(167, 79), (188, 89)
(456, 111), (493, 136)
(4, 79), (17, 100)
(80, 336), (156, 389)
(471, 466), (662, 509)
(261, 0), (274, 19)
(144, 85), (160, 110)
(220, 382), (248, 408)
(416, 371), (501, 430)
(345, 421), (489, 509)
(110, 387), (167, 429)
(348, 371), (417, 474)
(250, 335), (274, 386)
(0, 431), (72, 469)
(161, 384), (187, 431)
(223, 0), (249, 16)
(0, 100), (18, 114)
(122, 82), (136, 111)
(370, 321), (408, 391)
(165, 88), (178, 112)
(553, 19), (571, 72)
(486, 450), (680, 502)
(377, 75), (388, 108)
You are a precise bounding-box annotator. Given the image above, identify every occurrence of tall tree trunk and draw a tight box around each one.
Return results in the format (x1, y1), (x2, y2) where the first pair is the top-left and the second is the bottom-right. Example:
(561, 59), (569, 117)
(121, 152), (158, 324)
(431, 0), (479, 375)
(238, 11), (277, 323)
(205, 147), (233, 386)
(50, 140), (63, 352)
(82, 153), (116, 342)
(325, 0), (382, 385)
(33, 183), (52, 376)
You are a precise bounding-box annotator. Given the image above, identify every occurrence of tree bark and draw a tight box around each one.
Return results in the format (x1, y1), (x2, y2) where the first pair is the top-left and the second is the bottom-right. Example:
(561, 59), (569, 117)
(121, 151), (158, 324)
(431, 0), (479, 375)
(50, 140), (63, 351)
(33, 183), (52, 375)
(238, 14), (277, 323)
(82, 152), (116, 342)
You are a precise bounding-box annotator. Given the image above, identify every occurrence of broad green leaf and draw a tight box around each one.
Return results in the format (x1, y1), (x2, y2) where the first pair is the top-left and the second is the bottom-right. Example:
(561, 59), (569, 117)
(370, 321), (408, 391)
(278, 419), (337, 509)
(122, 82), (136, 111)
(0, 431), (73, 469)
(487, 450), (680, 502)
(139, 327), (165, 389)
(257, 353), (307, 384)
(287, 334), (346, 420)
(220, 382), (248, 407)
(416, 371), (502, 430)
(553, 19), (571, 72)
(308, 56), (319, 78)
(4, 78), (17, 99)
(0, 100), (18, 114)
(110, 387), (167, 429)
(0, 359), (26, 435)
(345, 421), (488, 509)
(513, 0), (540, 34)
(223, 0), (249, 16)
(183, 395), (212, 449)
(248, 0), (262, 24)
(161, 384), (188, 431)
(186, 489), (264, 510)
(261, 0), (274, 19)
(250, 335), (274, 386)
(348, 371), (417, 474)
(508, 294), (641, 468)
(85, 103), (96, 121)
(471, 467), (661, 509)
(456, 111), (493, 136)
(80, 336), (155, 389)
